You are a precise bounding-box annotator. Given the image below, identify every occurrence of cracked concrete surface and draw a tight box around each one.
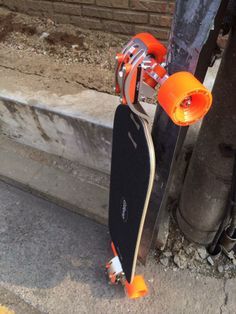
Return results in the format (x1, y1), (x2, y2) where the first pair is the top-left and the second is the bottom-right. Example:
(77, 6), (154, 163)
(221, 279), (236, 314)
(220, 279), (228, 314)
(0, 181), (235, 313)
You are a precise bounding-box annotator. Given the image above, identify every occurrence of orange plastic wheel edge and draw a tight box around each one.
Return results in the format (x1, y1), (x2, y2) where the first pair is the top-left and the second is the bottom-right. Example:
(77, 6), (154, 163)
(173, 89), (212, 126)
(157, 72), (213, 126)
(125, 275), (148, 299)
(133, 32), (167, 63)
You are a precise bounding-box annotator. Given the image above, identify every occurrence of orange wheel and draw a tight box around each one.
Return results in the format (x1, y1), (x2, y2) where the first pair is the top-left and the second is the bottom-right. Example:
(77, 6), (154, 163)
(124, 275), (148, 299)
(157, 72), (212, 126)
(133, 33), (167, 63)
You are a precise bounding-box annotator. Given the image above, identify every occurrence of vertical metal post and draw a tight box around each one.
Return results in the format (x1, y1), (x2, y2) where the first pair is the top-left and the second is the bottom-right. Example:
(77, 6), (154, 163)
(139, 0), (228, 261)
(177, 24), (236, 244)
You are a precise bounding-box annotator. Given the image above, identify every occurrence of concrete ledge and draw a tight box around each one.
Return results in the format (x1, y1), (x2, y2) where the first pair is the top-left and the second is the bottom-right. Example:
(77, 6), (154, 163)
(0, 90), (116, 174)
(0, 89), (156, 174)
(0, 135), (109, 224)
(0, 87), (156, 224)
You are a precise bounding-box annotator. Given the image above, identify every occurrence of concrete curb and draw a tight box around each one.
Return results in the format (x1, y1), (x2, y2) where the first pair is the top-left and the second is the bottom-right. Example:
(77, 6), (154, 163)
(0, 88), (156, 223)
(0, 135), (110, 224)
(0, 90), (115, 174)
(0, 89), (156, 174)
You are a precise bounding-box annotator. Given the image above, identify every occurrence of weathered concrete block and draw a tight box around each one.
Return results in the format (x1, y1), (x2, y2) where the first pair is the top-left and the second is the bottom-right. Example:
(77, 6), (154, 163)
(0, 91), (113, 174)
(0, 89), (156, 174)
(0, 135), (109, 224)
(0, 88), (155, 224)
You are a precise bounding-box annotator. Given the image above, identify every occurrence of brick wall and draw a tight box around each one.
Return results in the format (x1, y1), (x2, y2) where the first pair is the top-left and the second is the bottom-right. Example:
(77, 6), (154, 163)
(1, 0), (174, 40)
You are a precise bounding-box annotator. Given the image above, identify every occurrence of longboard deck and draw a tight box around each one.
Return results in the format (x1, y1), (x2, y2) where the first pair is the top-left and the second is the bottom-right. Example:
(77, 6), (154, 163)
(109, 104), (155, 283)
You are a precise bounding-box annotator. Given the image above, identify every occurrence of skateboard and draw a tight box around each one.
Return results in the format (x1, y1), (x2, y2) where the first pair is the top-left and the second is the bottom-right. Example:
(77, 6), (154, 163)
(106, 33), (212, 298)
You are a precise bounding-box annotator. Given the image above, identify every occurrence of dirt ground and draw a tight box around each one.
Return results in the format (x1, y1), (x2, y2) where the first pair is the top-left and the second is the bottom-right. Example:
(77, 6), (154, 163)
(0, 7), (127, 95)
(0, 7), (228, 96)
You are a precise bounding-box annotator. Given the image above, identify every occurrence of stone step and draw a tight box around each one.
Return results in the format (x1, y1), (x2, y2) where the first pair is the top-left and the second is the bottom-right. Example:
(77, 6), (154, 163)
(0, 135), (109, 224)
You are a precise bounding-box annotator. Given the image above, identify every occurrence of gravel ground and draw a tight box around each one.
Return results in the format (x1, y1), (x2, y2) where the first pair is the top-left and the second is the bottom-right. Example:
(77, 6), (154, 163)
(156, 214), (236, 279)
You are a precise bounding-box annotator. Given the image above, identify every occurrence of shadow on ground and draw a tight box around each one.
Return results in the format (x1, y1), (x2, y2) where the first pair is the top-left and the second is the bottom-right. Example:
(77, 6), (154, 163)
(0, 181), (232, 314)
(0, 181), (124, 300)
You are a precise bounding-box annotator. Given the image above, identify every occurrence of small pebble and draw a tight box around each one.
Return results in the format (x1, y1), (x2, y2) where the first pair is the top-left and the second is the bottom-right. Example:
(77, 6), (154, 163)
(207, 256), (214, 266)
(228, 250), (235, 260)
(225, 264), (230, 271)
(173, 241), (182, 252)
(163, 251), (172, 258)
(187, 263), (194, 270)
(83, 42), (89, 50)
(184, 245), (194, 256)
(197, 247), (207, 260)
(174, 253), (187, 269)
(218, 265), (224, 273)
(194, 251), (202, 262)
(160, 257), (169, 267)
(40, 32), (49, 39)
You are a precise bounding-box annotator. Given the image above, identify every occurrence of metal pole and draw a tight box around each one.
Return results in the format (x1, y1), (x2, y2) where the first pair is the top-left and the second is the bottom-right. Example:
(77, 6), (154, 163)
(177, 24), (236, 245)
(139, 0), (228, 261)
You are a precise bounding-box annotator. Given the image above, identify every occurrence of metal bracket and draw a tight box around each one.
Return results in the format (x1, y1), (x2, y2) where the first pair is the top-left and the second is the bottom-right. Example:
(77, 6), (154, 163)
(219, 226), (236, 253)
(106, 256), (126, 285)
(115, 36), (168, 122)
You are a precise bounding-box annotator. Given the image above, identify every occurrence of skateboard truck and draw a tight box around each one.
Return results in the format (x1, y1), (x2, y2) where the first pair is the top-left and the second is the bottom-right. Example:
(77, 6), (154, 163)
(106, 256), (125, 285)
(115, 33), (213, 126)
(106, 243), (148, 299)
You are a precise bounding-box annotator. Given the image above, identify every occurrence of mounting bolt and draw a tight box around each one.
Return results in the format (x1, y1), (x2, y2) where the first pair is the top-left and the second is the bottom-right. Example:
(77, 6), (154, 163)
(119, 71), (123, 78)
